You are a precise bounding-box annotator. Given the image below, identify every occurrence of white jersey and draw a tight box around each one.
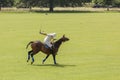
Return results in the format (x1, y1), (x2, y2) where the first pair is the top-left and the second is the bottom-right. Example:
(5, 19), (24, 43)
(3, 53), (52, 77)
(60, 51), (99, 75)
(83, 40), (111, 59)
(43, 33), (56, 48)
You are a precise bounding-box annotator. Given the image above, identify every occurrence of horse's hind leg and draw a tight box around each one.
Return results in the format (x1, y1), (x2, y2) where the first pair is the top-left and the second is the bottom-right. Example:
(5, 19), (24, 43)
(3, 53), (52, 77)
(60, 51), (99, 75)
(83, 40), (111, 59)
(31, 53), (34, 64)
(42, 54), (50, 64)
(27, 50), (33, 62)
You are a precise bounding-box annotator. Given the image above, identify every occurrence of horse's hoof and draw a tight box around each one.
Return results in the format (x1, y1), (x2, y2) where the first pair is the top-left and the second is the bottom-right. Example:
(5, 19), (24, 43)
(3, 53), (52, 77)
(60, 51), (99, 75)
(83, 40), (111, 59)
(54, 63), (57, 65)
(31, 62), (33, 65)
(42, 62), (44, 64)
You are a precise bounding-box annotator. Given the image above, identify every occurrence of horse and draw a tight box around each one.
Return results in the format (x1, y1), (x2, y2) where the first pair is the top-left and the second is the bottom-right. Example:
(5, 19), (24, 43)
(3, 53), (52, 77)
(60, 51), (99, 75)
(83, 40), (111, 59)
(26, 35), (69, 64)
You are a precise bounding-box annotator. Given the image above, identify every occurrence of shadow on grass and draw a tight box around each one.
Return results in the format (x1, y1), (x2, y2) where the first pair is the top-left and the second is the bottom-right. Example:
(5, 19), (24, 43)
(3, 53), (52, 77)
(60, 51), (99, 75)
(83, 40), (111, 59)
(32, 63), (76, 67)
(31, 10), (120, 13)
(34, 11), (90, 13)
(32, 10), (100, 13)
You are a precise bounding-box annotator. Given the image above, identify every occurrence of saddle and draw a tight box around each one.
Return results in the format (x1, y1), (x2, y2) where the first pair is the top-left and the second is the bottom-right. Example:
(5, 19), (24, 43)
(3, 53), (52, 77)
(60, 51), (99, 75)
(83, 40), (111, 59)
(44, 44), (55, 54)
(44, 42), (54, 50)
(44, 44), (50, 49)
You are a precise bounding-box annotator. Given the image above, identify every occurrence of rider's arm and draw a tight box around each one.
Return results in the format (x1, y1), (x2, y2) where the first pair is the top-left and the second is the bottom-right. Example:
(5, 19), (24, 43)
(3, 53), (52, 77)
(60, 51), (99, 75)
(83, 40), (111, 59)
(39, 30), (47, 36)
(51, 39), (57, 43)
(53, 39), (57, 41)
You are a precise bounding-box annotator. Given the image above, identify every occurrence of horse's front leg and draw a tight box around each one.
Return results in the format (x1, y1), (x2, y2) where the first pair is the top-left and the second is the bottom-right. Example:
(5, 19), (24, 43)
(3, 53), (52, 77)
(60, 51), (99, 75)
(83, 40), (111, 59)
(42, 54), (50, 64)
(52, 54), (57, 64)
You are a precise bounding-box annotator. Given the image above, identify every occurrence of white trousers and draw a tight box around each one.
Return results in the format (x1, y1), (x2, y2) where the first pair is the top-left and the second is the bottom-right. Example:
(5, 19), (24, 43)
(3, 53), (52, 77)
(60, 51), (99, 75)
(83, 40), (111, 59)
(44, 41), (52, 48)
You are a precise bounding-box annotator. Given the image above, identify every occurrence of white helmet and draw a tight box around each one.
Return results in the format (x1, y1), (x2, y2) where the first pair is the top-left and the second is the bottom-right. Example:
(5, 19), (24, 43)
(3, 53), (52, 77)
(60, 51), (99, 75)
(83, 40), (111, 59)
(50, 33), (56, 37)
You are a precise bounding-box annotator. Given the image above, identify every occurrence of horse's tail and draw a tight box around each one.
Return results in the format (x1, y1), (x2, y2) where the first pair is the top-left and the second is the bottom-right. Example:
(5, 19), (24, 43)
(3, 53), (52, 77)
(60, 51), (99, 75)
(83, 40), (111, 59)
(26, 41), (34, 49)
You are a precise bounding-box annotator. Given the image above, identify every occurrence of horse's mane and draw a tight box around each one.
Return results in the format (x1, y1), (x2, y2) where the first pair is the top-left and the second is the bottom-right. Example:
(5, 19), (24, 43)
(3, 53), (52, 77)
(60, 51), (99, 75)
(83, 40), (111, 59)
(54, 37), (63, 48)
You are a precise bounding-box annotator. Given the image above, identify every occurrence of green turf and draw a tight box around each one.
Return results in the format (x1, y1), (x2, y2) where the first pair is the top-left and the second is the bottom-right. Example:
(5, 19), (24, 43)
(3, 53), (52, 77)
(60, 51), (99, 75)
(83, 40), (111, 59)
(0, 12), (120, 80)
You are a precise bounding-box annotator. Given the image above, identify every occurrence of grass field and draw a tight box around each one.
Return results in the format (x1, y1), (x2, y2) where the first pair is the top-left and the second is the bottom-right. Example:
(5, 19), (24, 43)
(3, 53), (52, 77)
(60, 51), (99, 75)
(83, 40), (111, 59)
(0, 12), (120, 80)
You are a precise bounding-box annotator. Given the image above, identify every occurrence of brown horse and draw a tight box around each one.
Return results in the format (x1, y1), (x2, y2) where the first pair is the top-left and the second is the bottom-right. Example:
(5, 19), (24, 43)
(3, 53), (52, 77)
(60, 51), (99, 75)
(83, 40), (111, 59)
(26, 35), (69, 64)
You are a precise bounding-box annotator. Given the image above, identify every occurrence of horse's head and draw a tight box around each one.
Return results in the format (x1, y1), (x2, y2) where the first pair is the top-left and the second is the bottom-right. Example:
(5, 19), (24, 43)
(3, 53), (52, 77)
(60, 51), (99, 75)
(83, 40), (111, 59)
(61, 34), (69, 42)
(53, 34), (69, 49)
